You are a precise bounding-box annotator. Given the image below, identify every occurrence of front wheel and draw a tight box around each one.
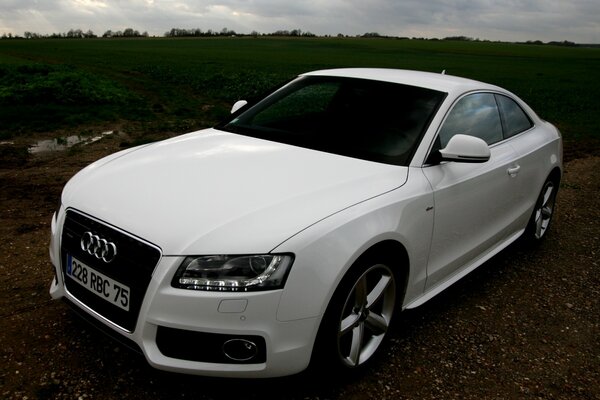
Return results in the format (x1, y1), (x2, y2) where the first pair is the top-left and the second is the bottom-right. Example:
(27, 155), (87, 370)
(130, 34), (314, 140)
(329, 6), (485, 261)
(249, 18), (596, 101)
(314, 261), (397, 371)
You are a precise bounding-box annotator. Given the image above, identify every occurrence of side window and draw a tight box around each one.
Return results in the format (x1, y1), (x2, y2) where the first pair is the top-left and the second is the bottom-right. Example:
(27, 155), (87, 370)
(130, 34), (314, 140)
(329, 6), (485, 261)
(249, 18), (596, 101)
(438, 93), (503, 147)
(496, 94), (533, 138)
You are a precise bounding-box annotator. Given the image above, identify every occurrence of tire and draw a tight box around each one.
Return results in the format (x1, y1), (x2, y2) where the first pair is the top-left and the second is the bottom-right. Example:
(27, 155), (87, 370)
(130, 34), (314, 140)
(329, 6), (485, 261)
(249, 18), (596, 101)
(524, 176), (559, 241)
(313, 260), (398, 372)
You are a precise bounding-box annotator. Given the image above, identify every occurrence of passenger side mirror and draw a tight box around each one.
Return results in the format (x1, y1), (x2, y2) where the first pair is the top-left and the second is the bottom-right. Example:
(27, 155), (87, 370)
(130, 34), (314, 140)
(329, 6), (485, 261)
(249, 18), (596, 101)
(439, 134), (490, 163)
(230, 100), (248, 114)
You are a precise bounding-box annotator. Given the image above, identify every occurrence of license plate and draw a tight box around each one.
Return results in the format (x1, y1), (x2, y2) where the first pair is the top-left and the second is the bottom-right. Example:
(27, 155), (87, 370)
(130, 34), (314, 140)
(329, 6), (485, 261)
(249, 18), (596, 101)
(66, 254), (130, 311)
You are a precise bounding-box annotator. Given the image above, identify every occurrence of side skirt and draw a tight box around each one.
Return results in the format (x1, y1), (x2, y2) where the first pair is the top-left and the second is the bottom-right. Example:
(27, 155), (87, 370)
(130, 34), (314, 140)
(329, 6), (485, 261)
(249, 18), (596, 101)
(403, 229), (524, 310)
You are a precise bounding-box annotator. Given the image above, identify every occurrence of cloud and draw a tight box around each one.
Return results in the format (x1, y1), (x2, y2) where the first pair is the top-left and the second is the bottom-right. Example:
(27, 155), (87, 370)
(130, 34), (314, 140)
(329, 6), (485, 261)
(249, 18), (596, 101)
(0, 0), (598, 42)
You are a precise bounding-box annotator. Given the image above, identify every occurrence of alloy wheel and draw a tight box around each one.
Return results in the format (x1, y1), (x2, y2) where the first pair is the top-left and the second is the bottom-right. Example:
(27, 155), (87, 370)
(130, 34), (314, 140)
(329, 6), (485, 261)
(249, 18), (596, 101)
(337, 264), (396, 367)
(534, 181), (556, 239)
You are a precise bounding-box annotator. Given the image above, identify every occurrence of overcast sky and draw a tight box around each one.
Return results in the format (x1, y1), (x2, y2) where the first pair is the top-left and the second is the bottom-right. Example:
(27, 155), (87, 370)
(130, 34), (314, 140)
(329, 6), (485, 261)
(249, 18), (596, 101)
(1, 0), (598, 43)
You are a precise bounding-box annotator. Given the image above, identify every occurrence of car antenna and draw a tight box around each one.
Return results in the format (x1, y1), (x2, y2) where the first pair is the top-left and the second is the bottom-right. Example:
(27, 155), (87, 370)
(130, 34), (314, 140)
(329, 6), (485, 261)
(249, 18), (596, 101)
(441, 69), (446, 75)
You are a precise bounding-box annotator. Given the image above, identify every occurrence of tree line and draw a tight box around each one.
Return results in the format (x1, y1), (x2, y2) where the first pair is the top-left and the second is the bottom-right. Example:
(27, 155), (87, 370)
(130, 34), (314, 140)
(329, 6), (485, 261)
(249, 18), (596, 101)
(7, 28), (149, 40)
(0, 29), (586, 46)
(3, 27), (316, 40)
(163, 27), (316, 37)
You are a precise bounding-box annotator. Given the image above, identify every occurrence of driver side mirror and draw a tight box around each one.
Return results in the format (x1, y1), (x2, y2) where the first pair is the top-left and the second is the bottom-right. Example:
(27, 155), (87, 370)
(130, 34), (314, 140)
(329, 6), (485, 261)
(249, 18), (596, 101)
(230, 100), (248, 114)
(438, 134), (490, 163)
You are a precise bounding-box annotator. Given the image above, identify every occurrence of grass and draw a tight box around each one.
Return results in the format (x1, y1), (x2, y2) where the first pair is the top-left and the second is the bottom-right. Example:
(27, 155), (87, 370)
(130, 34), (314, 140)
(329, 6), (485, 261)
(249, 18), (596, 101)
(0, 63), (143, 135)
(0, 37), (598, 149)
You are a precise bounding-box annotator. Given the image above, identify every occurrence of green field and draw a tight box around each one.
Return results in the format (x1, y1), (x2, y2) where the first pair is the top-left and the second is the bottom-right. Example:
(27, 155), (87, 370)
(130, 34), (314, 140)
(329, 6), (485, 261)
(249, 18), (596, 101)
(1, 37), (599, 154)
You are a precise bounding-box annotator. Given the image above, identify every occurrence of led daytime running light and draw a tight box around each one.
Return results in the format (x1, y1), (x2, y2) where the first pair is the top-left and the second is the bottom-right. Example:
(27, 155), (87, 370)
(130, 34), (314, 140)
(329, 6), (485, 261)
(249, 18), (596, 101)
(173, 254), (293, 292)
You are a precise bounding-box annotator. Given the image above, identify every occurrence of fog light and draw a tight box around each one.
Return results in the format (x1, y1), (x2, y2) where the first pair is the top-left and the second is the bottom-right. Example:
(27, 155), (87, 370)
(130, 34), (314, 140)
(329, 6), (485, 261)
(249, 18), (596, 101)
(156, 326), (266, 364)
(223, 339), (258, 362)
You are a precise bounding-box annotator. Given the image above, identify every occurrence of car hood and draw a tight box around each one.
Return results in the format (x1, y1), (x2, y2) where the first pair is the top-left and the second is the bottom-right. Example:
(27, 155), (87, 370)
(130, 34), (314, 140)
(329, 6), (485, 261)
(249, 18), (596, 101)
(62, 129), (407, 255)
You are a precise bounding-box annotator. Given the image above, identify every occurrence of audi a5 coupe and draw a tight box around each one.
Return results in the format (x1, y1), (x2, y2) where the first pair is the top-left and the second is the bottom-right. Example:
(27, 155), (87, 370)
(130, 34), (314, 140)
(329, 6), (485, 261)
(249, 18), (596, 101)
(49, 68), (562, 377)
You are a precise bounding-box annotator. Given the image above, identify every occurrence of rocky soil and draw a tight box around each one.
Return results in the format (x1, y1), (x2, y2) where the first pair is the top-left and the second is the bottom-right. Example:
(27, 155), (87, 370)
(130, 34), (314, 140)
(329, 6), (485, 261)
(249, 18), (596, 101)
(1, 135), (598, 399)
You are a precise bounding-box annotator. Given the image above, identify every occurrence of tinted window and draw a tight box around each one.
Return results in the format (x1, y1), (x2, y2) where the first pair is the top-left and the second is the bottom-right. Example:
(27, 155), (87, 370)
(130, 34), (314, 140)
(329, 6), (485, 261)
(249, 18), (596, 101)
(252, 82), (340, 127)
(438, 93), (503, 147)
(221, 76), (446, 166)
(496, 94), (533, 138)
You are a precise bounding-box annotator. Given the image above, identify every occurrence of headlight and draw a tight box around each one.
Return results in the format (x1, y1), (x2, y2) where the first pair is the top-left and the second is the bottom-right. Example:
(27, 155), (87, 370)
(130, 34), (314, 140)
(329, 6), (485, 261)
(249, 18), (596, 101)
(172, 254), (294, 292)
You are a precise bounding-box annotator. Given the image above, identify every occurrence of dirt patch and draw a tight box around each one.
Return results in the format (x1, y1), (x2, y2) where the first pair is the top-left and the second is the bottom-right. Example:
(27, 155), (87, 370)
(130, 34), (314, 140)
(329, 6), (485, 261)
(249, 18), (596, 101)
(0, 135), (598, 399)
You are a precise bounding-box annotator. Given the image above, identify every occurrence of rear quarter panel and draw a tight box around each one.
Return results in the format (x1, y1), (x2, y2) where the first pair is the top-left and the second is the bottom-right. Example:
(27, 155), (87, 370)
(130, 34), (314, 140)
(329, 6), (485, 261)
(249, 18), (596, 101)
(507, 120), (562, 229)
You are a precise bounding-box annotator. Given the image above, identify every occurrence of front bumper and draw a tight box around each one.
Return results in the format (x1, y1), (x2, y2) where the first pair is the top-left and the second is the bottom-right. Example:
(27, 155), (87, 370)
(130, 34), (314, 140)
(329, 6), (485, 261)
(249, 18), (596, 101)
(49, 210), (319, 378)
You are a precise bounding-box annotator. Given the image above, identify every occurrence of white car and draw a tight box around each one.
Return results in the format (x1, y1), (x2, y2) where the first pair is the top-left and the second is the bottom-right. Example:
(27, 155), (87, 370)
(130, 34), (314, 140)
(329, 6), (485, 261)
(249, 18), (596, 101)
(49, 68), (562, 377)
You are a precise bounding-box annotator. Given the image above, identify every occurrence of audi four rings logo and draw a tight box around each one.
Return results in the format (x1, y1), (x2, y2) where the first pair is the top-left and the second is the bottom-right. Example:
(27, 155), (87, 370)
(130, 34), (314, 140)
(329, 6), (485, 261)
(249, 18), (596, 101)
(80, 231), (117, 263)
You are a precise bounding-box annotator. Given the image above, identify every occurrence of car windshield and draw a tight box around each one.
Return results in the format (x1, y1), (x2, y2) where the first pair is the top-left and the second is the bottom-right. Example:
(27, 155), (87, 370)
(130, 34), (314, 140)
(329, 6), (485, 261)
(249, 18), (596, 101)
(220, 76), (446, 165)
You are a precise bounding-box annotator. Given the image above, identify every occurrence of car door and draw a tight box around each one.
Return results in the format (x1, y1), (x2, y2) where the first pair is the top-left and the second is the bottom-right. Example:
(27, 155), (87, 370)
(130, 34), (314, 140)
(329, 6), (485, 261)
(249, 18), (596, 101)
(422, 92), (521, 289)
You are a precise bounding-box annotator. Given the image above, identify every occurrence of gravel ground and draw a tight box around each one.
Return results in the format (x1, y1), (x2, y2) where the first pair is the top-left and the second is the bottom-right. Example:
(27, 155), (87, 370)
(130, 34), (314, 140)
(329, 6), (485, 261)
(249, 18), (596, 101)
(1, 136), (598, 400)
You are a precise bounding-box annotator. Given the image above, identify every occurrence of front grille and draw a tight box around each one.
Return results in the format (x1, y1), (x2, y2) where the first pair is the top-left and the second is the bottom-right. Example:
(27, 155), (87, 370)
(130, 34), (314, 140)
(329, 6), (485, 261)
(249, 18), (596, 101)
(61, 209), (161, 332)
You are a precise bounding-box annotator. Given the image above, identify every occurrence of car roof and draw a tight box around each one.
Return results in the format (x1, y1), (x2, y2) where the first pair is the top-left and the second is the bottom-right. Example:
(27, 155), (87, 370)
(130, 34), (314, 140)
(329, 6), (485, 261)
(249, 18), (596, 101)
(301, 68), (503, 96)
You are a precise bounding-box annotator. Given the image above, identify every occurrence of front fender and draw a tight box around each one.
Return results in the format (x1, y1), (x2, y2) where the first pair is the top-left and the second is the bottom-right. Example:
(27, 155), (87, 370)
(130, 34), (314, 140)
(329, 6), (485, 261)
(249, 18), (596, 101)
(273, 168), (433, 322)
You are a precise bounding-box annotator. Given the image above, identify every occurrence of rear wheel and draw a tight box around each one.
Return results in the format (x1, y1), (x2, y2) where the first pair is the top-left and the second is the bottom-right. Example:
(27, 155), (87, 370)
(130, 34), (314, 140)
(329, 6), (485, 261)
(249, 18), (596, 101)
(314, 260), (397, 371)
(525, 177), (558, 241)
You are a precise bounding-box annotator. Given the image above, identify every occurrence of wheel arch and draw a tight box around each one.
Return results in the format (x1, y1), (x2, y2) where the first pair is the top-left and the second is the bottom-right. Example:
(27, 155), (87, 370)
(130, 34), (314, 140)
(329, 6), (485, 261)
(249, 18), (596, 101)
(316, 238), (411, 334)
(548, 166), (562, 186)
(309, 238), (410, 370)
(349, 239), (410, 307)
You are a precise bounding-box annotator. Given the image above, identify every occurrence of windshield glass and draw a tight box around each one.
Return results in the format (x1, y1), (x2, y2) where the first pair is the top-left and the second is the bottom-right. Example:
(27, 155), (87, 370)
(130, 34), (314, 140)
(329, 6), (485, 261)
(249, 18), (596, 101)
(220, 76), (446, 165)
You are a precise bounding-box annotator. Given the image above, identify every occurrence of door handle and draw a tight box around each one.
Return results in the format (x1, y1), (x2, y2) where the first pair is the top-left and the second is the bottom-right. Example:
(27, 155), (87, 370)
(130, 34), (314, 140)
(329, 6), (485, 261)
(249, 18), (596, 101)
(507, 165), (521, 177)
